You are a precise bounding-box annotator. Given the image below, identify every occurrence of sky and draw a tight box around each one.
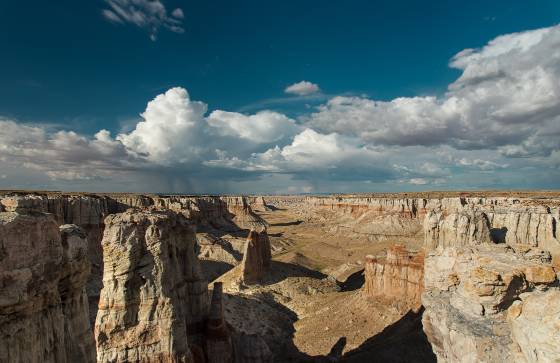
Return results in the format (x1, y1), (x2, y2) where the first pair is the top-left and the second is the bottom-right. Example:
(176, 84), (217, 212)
(1, 0), (560, 194)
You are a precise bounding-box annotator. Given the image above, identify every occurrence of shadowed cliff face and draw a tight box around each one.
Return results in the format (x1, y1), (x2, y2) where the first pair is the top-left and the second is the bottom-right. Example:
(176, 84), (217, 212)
(94, 208), (269, 363)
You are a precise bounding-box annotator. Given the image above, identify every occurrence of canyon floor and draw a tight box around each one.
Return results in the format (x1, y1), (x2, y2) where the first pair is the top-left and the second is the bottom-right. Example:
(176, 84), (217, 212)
(2, 192), (559, 363)
(214, 205), (434, 362)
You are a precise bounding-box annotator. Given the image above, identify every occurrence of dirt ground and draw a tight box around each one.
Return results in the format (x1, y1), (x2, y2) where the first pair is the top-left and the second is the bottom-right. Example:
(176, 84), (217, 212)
(216, 206), (434, 361)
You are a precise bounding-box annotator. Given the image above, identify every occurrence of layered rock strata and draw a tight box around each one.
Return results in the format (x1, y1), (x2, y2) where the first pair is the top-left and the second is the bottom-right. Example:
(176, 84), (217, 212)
(94, 208), (265, 363)
(0, 203), (95, 363)
(423, 207), (492, 249)
(240, 230), (272, 284)
(0, 193), (269, 324)
(2, 191), (560, 362)
(155, 195), (267, 231)
(2, 192), (556, 262)
(267, 195), (560, 263)
(94, 208), (207, 362)
(508, 289), (560, 362)
(249, 196), (273, 212)
(363, 245), (424, 307)
(422, 207), (560, 363)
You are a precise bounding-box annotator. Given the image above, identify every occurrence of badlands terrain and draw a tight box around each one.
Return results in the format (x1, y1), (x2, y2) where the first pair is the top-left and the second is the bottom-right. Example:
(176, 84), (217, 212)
(0, 190), (559, 362)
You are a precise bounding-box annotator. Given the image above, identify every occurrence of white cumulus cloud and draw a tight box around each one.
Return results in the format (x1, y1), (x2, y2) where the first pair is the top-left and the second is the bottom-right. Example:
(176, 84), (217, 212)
(0, 119), (138, 181)
(285, 81), (321, 96)
(207, 110), (300, 144)
(3, 24), (560, 192)
(205, 128), (393, 181)
(117, 87), (208, 164)
(307, 25), (560, 158)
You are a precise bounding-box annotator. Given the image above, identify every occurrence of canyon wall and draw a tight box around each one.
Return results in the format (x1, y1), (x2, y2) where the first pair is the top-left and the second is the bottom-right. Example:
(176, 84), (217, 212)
(2, 192), (560, 362)
(0, 192), (266, 322)
(94, 208), (267, 363)
(0, 193), (270, 362)
(331, 195), (560, 362)
(267, 195), (560, 263)
(363, 245), (424, 308)
(94, 208), (208, 362)
(421, 206), (560, 363)
(0, 198), (95, 363)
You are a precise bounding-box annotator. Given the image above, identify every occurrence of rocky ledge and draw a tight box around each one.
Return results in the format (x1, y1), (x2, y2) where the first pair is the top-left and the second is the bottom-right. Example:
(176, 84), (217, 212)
(0, 205), (95, 363)
(422, 207), (560, 363)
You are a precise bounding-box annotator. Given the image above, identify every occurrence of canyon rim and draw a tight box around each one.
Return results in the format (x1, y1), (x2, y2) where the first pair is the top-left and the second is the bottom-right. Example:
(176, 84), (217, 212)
(0, 191), (559, 362)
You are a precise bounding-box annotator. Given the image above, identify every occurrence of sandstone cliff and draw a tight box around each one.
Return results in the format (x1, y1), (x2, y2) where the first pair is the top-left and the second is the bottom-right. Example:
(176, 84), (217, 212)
(249, 196), (273, 212)
(422, 206), (560, 363)
(94, 208), (207, 362)
(508, 289), (560, 362)
(0, 198), (95, 363)
(267, 195), (560, 265)
(363, 245), (424, 308)
(0, 193), (270, 322)
(241, 230), (272, 284)
(154, 195), (267, 232)
(423, 207), (492, 249)
(2, 191), (560, 362)
(94, 208), (267, 363)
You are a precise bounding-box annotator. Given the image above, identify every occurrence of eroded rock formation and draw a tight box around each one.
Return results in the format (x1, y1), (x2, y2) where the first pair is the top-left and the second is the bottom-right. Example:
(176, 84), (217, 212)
(94, 208), (268, 362)
(205, 282), (234, 363)
(241, 230), (272, 284)
(0, 193), (271, 323)
(508, 289), (560, 362)
(94, 208), (207, 362)
(154, 195), (266, 232)
(2, 191), (560, 362)
(423, 207), (492, 249)
(250, 196), (273, 212)
(422, 206), (560, 363)
(267, 195), (560, 264)
(363, 245), (424, 308)
(0, 199), (95, 363)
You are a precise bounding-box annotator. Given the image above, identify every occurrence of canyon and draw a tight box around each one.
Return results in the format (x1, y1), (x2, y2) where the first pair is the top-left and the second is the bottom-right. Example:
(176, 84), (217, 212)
(0, 190), (559, 362)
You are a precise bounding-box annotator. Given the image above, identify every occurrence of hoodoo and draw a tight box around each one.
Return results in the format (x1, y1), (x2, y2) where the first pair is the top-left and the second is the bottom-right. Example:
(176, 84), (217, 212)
(240, 229), (272, 284)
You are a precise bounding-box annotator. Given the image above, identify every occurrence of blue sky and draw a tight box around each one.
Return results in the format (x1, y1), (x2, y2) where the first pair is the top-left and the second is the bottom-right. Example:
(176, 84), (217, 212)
(1, 1), (559, 193)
